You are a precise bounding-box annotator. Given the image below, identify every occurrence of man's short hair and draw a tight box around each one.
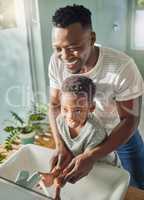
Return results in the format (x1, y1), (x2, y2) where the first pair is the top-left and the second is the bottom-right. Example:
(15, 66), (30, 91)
(61, 75), (96, 103)
(52, 4), (92, 29)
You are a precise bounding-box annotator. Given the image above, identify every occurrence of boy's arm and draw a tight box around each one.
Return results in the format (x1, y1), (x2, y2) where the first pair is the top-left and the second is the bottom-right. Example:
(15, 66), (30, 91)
(63, 96), (141, 183)
(49, 87), (74, 169)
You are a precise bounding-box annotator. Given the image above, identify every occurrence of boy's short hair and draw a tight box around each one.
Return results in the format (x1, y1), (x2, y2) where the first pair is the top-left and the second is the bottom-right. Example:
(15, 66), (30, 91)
(52, 4), (92, 30)
(61, 75), (96, 103)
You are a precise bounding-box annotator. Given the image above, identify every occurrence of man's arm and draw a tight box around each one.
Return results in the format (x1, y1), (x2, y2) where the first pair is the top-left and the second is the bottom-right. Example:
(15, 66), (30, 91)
(64, 96), (142, 183)
(49, 88), (61, 148)
(88, 96), (142, 160)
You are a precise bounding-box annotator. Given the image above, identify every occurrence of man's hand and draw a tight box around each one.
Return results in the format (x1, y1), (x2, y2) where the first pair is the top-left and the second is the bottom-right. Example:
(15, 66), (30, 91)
(51, 143), (74, 171)
(63, 152), (95, 184)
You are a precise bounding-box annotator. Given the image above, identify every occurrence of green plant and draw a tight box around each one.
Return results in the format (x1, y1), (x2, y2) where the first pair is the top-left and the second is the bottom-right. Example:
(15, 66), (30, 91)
(0, 153), (7, 164)
(3, 103), (50, 150)
(137, 0), (144, 6)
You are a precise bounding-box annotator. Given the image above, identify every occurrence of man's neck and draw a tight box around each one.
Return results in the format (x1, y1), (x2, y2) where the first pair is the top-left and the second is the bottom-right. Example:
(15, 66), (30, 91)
(80, 46), (99, 73)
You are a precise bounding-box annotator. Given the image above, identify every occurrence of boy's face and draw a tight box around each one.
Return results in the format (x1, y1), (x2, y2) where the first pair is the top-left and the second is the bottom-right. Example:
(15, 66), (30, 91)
(61, 92), (94, 129)
(52, 23), (95, 74)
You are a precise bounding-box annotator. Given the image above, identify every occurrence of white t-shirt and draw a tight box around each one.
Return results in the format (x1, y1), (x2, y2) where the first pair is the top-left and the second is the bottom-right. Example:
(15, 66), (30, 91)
(56, 113), (121, 167)
(49, 46), (144, 134)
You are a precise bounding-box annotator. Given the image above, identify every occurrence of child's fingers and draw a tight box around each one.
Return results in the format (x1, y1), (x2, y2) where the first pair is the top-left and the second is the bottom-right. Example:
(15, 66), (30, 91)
(51, 167), (61, 177)
(39, 180), (51, 196)
(54, 175), (65, 188)
(54, 185), (61, 200)
(38, 172), (54, 187)
(50, 154), (59, 170)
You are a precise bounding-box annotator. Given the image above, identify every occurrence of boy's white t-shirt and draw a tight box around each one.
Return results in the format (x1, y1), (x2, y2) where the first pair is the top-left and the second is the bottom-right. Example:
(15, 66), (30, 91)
(56, 113), (121, 167)
(49, 46), (144, 134)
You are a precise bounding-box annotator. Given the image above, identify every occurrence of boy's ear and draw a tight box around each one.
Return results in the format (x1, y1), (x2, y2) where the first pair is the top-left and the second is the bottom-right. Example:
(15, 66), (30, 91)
(90, 102), (96, 112)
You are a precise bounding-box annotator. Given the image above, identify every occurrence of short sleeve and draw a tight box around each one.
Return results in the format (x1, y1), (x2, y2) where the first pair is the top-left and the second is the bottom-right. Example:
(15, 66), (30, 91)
(48, 54), (60, 89)
(84, 126), (107, 151)
(114, 58), (144, 101)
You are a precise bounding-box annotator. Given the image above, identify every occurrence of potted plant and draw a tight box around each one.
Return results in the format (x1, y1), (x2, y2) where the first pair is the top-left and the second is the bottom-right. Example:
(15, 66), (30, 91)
(3, 103), (50, 148)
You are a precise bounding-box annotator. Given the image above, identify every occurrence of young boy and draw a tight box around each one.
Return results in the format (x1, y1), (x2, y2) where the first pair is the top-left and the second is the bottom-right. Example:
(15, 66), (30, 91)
(41, 75), (121, 199)
(57, 75), (120, 166)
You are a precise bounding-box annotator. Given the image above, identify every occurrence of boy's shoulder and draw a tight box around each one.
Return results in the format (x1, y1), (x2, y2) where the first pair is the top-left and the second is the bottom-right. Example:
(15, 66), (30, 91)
(87, 114), (105, 131)
(84, 114), (107, 139)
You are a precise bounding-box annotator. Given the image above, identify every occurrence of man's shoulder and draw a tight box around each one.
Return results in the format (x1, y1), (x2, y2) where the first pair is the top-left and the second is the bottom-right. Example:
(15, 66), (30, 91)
(50, 53), (59, 66)
(100, 46), (131, 63)
(50, 52), (58, 59)
(49, 53), (64, 73)
(49, 53), (62, 66)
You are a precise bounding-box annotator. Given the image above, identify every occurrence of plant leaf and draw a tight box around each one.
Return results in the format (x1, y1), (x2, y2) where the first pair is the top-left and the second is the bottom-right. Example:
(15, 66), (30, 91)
(10, 111), (24, 125)
(4, 126), (15, 132)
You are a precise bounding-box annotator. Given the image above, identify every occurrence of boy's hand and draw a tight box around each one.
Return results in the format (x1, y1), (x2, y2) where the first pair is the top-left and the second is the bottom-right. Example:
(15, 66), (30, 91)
(39, 168), (65, 200)
(51, 144), (74, 171)
(54, 185), (61, 200)
(39, 167), (66, 187)
(39, 167), (61, 187)
(63, 152), (95, 184)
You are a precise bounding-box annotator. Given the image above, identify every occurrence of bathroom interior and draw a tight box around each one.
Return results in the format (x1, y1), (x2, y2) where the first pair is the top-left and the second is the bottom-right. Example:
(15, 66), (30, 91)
(0, 0), (144, 199)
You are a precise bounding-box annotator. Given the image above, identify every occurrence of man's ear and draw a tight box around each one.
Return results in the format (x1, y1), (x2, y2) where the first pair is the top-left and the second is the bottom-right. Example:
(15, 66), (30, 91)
(90, 102), (96, 112)
(90, 32), (96, 45)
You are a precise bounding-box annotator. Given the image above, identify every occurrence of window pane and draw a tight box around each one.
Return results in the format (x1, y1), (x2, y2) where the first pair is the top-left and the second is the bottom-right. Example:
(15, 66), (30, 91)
(0, 0), (33, 142)
(134, 10), (144, 49)
(136, 0), (144, 8)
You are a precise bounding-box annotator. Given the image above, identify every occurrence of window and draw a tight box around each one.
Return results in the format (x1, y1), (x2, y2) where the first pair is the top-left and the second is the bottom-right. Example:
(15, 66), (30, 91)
(0, 0), (17, 29)
(131, 0), (144, 49)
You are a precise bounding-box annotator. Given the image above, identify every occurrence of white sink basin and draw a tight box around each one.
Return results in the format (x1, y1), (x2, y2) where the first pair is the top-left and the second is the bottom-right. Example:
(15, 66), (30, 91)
(0, 176), (52, 200)
(0, 144), (129, 200)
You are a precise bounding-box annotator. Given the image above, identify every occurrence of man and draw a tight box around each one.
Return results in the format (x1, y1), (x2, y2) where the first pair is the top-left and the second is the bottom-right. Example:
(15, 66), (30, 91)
(48, 4), (144, 189)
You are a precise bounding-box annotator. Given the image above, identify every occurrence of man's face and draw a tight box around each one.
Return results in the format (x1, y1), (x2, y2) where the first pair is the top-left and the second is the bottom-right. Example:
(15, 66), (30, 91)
(52, 23), (94, 74)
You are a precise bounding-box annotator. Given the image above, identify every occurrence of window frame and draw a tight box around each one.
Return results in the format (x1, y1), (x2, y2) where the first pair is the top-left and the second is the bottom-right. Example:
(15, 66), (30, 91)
(131, 0), (144, 50)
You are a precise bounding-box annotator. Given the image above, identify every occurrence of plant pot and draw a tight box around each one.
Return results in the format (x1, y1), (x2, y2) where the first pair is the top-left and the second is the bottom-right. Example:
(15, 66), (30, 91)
(19, 132), (35, 144)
